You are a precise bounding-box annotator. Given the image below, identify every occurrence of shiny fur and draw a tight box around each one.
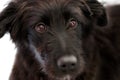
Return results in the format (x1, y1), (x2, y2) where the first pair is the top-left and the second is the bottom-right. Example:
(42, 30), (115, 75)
(0, 0), (120, 80)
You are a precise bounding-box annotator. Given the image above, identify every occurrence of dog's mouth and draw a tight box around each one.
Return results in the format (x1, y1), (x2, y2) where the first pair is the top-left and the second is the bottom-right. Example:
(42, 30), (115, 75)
(55, 73), (84, 80)
(55, 75), (74, 80)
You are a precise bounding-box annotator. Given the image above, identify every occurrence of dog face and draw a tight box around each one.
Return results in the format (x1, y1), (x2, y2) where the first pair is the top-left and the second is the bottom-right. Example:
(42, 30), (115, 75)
(0, 0), (107, 80)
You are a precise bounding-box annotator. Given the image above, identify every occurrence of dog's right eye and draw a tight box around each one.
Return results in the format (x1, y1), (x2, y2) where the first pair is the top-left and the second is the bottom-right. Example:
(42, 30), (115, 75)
(67, 18), (78, 30)
(35, 23), (47, 33)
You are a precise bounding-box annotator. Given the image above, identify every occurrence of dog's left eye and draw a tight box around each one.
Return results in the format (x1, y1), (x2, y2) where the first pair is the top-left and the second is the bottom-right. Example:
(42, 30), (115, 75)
(67, 18), (78, 30)
(35, 23), (47, 33)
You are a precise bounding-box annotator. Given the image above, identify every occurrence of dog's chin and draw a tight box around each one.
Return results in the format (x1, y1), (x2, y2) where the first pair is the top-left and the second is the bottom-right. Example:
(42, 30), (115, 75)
(42, 66), (83, 80)
(53, 75), (74, 80)
(47, 74), (78, 80)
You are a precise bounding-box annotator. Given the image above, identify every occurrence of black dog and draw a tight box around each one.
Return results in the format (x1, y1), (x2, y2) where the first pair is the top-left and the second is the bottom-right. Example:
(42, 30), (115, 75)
(0, 0), (120, 80)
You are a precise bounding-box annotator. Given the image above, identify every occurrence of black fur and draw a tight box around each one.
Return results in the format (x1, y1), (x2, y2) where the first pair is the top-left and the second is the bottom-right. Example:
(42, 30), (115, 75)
(0, 0), (120, 80)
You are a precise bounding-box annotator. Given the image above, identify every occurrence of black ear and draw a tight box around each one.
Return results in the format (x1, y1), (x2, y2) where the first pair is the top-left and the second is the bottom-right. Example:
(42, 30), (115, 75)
(0, 2), (17, 38)
(82, 0), (107, 26)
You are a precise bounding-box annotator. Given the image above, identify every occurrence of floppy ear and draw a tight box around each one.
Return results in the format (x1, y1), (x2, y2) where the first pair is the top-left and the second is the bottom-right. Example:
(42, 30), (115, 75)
(0, 2), (17, 38)
(81, 0), (107, 26)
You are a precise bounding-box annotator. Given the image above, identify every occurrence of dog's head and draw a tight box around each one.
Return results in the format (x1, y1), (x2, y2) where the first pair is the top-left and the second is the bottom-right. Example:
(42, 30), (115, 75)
(0, 0), (107, 80)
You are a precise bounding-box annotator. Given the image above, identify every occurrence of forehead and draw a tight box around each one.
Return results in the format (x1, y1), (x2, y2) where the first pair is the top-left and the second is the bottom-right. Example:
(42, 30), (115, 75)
(19, 0), (84, 14)
(18, 0), (86, 25)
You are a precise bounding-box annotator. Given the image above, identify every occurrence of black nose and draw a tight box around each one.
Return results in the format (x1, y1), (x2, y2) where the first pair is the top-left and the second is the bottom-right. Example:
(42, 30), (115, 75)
(57, 55), (77, 72)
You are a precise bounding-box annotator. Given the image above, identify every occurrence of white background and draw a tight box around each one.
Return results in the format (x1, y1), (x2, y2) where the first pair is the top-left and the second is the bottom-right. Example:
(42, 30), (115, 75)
(0, 0), (120, 80)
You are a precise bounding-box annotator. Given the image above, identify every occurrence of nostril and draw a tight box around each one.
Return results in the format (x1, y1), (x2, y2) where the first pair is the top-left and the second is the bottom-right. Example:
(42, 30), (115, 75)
(57, 55), (77, 72)
(61, 64), (66, 68)
(71, 63), (76, 67)
(60, 64), (67, 71)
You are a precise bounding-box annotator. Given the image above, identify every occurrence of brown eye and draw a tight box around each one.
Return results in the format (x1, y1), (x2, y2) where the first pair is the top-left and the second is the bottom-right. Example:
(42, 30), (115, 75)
(68, 19), (78, 29)
(35, 23), (47, 33)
